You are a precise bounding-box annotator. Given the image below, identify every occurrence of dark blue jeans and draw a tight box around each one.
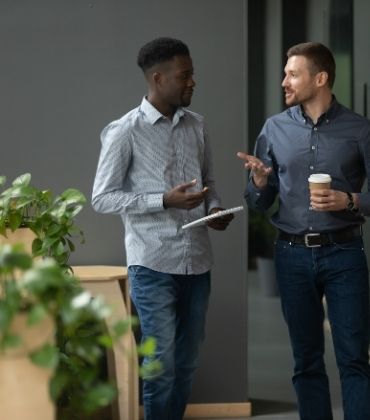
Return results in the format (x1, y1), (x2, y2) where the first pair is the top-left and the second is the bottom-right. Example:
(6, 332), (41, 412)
(275, 237), (370, 420)
(128, 265), (211, 420)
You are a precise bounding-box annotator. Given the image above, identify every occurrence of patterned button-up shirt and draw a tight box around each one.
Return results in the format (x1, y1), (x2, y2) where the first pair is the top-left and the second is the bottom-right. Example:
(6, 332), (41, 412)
(92, 97), (221, 274)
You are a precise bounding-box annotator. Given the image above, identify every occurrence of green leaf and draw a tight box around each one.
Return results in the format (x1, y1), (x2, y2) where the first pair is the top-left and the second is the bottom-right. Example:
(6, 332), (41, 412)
(2, 333), (22, 349)
(0, 175), (6, 187)
(49, 371), (69, 400)
(47, 224), (61, 236)
(40, 236), (59, 249)
(0, 302), (12, 330)
(8, 212), (22, 231)
(1, 247), (33, 270)
(66, 238), (75, 252)
(139, 360), (162, 379)
(59, 188), (87, 205)
(97, 334), (113, 348)
(27, 304), (48, 326)
(138, 337), (156, 356)
(12, 173), (31, 187)
(31, 238), (43, 254)
(30, 343), (59, 368)
(81, 383), (117, 412)
(112, 319), (131, 337)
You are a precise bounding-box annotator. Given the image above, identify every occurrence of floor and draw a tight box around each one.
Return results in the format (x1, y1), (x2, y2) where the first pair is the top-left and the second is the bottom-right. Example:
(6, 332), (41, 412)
(192, 269), (343, 420)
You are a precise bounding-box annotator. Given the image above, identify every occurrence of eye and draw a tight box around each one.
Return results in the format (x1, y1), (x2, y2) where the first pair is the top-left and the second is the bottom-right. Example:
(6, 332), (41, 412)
(179, 72), (194, 81)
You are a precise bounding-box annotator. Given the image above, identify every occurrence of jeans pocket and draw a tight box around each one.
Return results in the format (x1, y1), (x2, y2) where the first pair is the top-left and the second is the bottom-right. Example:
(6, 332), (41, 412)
(332, 237), (365, 252)
(128, 264), (143, 280)
(274, 239), (290, 255)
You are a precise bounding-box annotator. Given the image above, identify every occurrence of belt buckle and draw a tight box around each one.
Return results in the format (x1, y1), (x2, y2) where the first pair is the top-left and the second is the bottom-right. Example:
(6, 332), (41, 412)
(304, 233), (321, 248)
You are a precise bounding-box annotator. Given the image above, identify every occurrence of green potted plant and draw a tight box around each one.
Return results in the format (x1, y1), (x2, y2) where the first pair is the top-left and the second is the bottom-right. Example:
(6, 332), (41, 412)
(0, 173), (159, 419)
(0, 173), (86, 271)
(0, 244), (157, 419)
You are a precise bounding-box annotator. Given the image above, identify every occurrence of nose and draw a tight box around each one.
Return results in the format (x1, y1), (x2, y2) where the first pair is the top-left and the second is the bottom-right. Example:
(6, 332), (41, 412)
(188, 76), (196, 87)
(281, 75), (288, 88)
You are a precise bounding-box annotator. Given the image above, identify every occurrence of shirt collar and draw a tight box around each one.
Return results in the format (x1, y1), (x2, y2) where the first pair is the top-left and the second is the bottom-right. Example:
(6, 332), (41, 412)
(139, 97), (185, 125)
(294, 95), (340, 125)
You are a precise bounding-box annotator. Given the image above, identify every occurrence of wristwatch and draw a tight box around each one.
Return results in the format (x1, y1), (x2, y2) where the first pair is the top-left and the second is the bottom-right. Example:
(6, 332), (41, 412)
(346, 192), (356, 211)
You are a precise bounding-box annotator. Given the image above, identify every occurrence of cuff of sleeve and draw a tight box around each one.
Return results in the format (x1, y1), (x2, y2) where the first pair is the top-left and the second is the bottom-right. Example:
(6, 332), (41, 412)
(357, 193), (370, 216)
(249, 177), (269, 192)
(147, 193), (166, 212)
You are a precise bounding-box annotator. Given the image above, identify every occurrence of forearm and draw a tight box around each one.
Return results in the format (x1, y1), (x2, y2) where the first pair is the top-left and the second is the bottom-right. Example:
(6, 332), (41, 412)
(92, 189), (164, 215)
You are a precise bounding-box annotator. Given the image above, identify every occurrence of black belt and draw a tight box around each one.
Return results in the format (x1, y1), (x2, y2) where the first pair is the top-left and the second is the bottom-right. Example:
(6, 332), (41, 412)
(278, 226), (362, 248)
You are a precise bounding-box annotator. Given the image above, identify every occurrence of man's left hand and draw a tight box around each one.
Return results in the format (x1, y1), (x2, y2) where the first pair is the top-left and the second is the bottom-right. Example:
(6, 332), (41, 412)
(310, 189), (349, 211)
(207, 207), (234, 230)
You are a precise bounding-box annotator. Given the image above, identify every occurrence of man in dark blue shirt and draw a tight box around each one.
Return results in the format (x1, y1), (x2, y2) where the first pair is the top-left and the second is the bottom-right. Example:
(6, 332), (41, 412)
(238, 42), (370, 420)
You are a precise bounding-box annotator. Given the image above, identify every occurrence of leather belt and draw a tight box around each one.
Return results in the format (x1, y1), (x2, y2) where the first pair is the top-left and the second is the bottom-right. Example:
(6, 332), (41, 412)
(278, 226), (362, 248)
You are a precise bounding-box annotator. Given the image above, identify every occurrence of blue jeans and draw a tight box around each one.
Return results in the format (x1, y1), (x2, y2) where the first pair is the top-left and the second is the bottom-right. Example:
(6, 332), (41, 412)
(128, 266), (211, 420)
(275, 237), (370, 420)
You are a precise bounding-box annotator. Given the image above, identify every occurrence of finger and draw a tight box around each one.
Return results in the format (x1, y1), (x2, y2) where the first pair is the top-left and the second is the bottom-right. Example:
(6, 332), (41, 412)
(178, 179), (197, 191)
(237, 152), (251, 162)
(208, 219), (229, 230)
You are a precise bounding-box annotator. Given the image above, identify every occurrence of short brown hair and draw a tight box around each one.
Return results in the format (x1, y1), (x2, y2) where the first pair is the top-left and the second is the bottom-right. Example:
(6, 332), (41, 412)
(287, 42), (336, 88)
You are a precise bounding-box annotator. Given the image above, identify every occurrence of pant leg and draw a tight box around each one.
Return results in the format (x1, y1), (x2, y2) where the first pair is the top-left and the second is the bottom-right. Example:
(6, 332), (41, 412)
(171, 272), (211, 420)
(320, 238), (370, 420)
(129, 265), (178, 420)
(275, 240), (333, 420)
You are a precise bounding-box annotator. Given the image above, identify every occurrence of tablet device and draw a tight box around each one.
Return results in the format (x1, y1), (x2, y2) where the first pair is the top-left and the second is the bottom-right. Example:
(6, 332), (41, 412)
(182, 206), (244, 230)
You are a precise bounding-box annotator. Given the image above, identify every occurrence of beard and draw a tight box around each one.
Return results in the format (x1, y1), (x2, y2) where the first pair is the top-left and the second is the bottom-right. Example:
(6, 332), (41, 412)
(284, 89), (315, 107)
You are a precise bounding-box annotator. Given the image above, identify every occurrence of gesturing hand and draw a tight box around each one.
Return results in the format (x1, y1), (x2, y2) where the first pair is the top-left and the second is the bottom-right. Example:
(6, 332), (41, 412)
(237, 152), (272, 188)
(163, 179), (208, 210)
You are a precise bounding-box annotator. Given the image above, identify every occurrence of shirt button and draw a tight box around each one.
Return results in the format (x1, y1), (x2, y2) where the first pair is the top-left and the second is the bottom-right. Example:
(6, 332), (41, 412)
(313, 127), (318, 131)
(309, 226), (313, 231)
(311, 146), (316, 150)
(310, 165), (314, 170)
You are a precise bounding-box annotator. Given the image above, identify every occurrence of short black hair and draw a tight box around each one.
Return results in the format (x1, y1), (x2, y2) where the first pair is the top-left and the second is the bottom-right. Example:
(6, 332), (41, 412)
(137, 37), (190, 73)
(287, 42), (336, 88)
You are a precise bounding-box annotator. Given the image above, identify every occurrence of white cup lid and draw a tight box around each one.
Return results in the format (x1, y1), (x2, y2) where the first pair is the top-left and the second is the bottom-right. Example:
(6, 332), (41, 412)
(308, 173), (332, 183)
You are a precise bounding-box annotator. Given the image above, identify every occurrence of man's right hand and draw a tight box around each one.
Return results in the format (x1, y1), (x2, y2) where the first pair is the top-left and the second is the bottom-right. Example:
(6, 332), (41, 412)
(163, 179), (208, 210)
(237, 152), (272, 188)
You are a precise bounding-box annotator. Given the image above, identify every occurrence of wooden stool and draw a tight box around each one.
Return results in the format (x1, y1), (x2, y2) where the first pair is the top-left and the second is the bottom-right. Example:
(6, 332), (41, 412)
(72, 266), (139, 420)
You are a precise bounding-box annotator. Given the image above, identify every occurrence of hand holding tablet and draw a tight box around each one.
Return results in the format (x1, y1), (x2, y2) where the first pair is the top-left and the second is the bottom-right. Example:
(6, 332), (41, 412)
(182, 206), (244, 230)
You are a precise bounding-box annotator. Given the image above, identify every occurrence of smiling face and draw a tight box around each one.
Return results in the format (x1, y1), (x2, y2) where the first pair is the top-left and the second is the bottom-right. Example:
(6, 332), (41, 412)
(153, 55), (195, 109)
(281, 55), (321, 107)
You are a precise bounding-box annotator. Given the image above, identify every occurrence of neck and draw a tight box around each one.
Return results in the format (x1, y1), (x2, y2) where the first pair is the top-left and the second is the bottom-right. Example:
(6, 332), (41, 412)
(147, 93), (175, 119)
(302, 90), (333, 124)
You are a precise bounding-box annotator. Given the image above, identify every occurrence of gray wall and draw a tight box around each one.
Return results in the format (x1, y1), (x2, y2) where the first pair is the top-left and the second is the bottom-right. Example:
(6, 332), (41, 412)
(0, 0), (249, 403)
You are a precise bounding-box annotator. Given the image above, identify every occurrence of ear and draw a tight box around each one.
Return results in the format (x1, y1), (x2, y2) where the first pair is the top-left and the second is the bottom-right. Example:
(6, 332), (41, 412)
(316, 71), (329, 87)
(152, 71), (162, 86)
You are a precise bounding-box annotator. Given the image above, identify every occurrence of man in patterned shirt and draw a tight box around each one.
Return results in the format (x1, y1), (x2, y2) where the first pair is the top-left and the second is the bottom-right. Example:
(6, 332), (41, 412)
(92, 37), (233, 420)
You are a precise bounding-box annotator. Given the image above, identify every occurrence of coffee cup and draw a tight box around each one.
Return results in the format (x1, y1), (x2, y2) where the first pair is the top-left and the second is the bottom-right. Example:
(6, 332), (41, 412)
(308, 173), (332, 190)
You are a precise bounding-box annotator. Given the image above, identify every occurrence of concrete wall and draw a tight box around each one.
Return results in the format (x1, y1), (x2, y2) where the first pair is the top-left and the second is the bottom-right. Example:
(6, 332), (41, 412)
(0, 0), (249, 403)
